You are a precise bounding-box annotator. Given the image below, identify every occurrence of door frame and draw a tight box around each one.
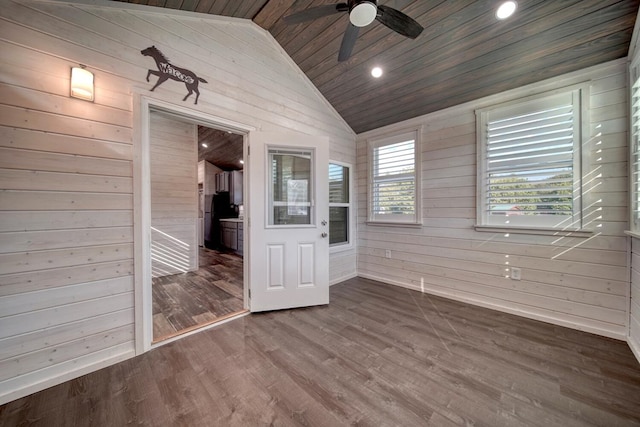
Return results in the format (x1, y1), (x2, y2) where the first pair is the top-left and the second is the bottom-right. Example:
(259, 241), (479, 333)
(133, 94), (254, 354)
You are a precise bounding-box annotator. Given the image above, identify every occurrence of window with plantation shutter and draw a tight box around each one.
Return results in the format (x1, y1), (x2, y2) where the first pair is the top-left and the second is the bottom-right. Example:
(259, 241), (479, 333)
(477, 88), (584, 229)
(368, 130), (420, 224)
(632, 75), (640, 231)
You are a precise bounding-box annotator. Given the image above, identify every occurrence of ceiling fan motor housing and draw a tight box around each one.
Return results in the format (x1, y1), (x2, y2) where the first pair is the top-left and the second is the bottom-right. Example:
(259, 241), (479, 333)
(349, 0), (377, 27)
(282, 0), (423, 62)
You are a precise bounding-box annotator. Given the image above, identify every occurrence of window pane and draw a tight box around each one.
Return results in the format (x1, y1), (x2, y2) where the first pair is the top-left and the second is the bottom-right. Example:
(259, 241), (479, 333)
(487, 167), (573, 216)
(329, 207), (348, 245)
(371, 135), (416, 221)
(329, 163), (349, 203)
(269, 149), (312, 225)
(373, 179), (415, 215)
(480, 90), (579, 227)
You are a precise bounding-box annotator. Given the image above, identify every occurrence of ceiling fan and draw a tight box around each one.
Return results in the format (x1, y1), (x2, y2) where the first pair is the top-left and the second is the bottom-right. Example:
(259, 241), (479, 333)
(283, 1), (424, 62)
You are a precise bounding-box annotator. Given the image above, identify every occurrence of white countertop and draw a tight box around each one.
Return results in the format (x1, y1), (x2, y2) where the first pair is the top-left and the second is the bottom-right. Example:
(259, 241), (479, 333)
(220, 218), (243, 223)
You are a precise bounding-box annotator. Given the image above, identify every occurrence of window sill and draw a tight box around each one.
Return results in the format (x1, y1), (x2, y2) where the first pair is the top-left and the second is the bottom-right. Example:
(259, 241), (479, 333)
(625, 230), (640, 239)
(330, 243), (353, 254)
(366, 221), (423, 228)
(474, 225), (594, 237)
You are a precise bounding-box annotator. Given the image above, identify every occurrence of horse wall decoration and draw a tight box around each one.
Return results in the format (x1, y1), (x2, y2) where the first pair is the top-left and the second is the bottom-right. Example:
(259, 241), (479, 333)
(141, 46), (207, 104)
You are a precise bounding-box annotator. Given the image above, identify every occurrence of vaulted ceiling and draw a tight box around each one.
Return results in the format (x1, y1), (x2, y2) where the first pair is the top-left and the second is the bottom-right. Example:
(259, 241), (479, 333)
(112, 0), (639, 134)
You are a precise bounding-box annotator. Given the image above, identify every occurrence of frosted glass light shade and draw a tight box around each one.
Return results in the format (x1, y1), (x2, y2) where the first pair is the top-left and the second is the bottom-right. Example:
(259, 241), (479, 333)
(70, 67), (94, 101)
(350, 2), (377, 27)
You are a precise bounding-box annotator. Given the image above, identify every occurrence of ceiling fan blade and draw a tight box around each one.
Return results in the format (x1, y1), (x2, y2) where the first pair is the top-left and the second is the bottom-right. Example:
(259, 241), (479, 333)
(376, 5), (423, 39)
(338, 23), (360, 62)
(283, 3), (349, 25)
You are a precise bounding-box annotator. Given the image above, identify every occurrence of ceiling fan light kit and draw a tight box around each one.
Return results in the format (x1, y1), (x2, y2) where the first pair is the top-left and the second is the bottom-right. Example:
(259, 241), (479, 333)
(283, 0), (424, 62)
(350, 1), (377, 27)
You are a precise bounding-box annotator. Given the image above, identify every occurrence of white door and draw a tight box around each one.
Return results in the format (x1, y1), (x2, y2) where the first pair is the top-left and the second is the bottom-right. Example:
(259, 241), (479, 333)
(248, 131), (329, 312)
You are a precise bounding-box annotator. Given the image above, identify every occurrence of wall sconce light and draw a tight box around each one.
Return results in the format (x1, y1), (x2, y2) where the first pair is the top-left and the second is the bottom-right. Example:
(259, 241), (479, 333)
(70, 66), (94, 101)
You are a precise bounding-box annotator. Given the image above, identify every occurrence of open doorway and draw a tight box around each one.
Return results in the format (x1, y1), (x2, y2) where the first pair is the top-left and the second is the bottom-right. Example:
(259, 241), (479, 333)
(135, 97), (330, 351)
(147, 110), (247, 343)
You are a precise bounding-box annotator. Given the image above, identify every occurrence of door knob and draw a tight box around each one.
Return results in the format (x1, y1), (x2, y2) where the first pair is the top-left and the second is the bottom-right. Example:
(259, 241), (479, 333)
(321, 232), (328, 238)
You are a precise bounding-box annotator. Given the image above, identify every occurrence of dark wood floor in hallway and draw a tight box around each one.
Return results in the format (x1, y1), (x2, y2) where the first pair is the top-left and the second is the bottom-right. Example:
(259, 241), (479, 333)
(152, 247), (244, 341)
(2, 277), (640, 426)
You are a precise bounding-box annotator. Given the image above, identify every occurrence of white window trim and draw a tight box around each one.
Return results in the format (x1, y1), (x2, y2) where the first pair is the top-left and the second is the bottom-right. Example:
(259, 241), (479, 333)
(329, 160), (354, 253)
(475, 84), (591, 234)
(367, 128), (422, 226)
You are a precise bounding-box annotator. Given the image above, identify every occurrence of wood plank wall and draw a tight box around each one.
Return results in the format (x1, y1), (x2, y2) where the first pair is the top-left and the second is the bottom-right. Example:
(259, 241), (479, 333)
(356, 59), (630, 340)
(0, 0), (355, 404)
(631, 238), (640, 360)
(626, 14), (640, 364)
(150, 113), (198, 277)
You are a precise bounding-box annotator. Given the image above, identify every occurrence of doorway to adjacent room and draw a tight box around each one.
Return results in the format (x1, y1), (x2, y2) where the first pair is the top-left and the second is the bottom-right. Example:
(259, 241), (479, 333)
(146, 108), (247, 344)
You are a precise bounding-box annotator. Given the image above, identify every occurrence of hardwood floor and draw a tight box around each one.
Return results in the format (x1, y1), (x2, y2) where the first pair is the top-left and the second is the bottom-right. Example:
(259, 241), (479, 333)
(2, 277), (640, 426)
(152, 247), (244, 342)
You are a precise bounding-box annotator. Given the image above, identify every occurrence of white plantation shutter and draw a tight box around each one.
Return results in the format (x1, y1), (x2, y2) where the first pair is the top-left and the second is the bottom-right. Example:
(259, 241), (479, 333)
(632, 76), (640, 229)
(369, 131), (418, 223)
(478, 89), (583, 228)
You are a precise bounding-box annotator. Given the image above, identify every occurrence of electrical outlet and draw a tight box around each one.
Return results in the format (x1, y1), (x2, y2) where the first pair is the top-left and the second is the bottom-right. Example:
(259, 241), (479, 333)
(510, 267), (522, 281)
(385, 250), (391, 259)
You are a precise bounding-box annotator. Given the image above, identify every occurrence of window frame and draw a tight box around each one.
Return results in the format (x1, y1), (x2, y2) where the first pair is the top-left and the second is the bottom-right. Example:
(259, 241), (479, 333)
(475, 84), (590, 233)
(367, 128), (422, 226)
(328, 160), (353, 252)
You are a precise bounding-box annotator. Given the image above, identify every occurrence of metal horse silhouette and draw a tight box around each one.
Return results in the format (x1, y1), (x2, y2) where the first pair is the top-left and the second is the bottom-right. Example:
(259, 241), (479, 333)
(141, 46), (207, 104)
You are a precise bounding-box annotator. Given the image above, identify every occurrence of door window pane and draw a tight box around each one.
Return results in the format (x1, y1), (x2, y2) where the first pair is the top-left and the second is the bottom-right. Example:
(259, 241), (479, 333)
(269, 149), (312, 225)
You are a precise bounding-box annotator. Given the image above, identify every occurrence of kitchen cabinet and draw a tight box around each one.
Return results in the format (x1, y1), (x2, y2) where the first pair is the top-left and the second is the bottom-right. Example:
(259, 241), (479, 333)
(215, 171), (230, 193)
(231, 170), (243, 205)
(215, 171), (243, 205)
(221, 221), (237, 250)
(220, 219), (243, 255)
(199, 160), (221, 194)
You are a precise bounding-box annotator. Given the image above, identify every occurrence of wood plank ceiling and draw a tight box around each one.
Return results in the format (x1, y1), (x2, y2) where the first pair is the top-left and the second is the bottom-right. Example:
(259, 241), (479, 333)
(112, 0), (639, 134)
(197, 127), (243, 170)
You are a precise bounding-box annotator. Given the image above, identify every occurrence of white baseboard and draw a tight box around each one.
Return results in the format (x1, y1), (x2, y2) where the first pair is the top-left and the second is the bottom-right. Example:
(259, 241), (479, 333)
(629, 335), (640, 365)
(330, 271), (357, 286)
(0, 345), (135, 406)
(357, 273), (627, 341)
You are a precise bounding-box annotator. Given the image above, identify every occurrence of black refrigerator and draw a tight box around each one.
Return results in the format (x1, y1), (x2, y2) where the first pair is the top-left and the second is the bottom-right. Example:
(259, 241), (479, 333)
(206, 192), (235, 249)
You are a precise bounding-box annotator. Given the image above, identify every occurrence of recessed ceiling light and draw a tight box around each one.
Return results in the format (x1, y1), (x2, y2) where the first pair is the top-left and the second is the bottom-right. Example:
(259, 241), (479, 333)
(496, 1), (517, 20)
(239, 159), (244, 164)
(201, 143), (208, 148)
(371, 67), (383, 78)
